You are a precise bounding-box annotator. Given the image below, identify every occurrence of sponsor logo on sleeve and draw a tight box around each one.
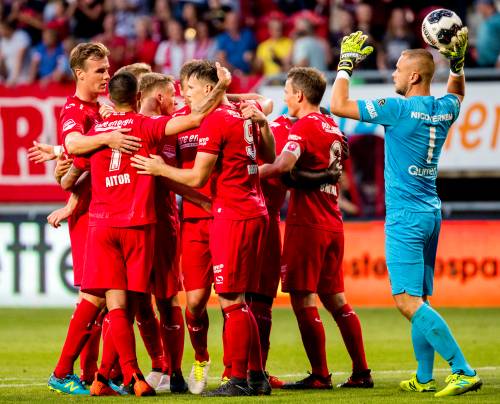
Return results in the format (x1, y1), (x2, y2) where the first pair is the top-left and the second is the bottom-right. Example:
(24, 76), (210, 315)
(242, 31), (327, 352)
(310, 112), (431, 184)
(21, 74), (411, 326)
(198, 137), (209, 146)
(62, 119), (76, 132)
(283, 141), (301, 158)
(377, 98), (386, 106)
(365, 101), (378, 119)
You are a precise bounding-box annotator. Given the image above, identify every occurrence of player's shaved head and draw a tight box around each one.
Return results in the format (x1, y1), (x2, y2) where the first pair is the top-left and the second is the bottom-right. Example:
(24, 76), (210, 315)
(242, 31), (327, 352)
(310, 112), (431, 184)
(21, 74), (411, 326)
(139, 72), (175, 98)
(115, 63), (152, 80)
(401, 49), (435, 84)
(187, 60), (218, 86)
(287, 67), (327, 106)
(109, 72), (137, 106)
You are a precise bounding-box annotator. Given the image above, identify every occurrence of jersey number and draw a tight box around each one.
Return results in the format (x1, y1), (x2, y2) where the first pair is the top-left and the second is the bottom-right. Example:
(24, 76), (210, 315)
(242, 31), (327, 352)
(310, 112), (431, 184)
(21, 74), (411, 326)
(109, 149), (121, 172)
(426, 127), (436, 164)
(243, 120), (256, 161)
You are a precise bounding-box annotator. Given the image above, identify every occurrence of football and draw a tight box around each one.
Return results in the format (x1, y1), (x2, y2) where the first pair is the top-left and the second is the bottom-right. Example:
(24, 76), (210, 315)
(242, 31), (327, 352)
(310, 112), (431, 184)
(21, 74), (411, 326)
(421, 9), (463, 50)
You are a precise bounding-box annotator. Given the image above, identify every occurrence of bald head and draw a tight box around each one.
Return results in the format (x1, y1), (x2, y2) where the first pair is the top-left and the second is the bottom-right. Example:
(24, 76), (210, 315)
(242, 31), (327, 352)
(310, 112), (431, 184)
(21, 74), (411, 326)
(401, 49), (435, 84)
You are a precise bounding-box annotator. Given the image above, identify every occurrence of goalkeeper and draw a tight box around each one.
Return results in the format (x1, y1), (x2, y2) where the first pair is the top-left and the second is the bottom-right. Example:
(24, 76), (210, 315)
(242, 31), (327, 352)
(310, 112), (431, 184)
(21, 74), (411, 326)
(330, 29), (482, 397)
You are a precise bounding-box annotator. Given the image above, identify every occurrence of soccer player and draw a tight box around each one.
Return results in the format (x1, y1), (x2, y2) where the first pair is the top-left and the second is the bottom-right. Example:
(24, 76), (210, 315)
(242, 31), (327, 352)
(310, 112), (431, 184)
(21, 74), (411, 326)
(47, 42), (144, 395)
(330, 30), (482, 396)
(131, 60), (275, 397)
(260, 67), (372, 390)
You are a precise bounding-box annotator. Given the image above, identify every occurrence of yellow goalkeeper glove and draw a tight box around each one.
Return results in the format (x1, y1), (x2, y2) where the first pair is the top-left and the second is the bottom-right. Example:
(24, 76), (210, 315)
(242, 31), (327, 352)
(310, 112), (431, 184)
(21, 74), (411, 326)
(337, 31), (374, 76)
(439, 27), (468, 75)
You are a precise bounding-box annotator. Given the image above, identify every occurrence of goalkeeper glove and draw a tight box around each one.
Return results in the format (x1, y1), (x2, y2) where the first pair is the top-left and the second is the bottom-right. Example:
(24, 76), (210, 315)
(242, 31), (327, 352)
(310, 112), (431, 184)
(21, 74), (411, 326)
(439, 27), (468, 75)
(337, 31), (374, 76)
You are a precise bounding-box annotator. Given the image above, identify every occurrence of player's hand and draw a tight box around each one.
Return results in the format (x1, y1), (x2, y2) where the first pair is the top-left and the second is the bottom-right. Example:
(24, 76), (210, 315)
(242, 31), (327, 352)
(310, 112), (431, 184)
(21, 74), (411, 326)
(105, 128), (141, 154)
(131, 154), (166, 176)
(338, 31), (374, 75)
(326, 153), (343, 184)
(241, 103), (267, 126)
(216, 61), (232, 88)
(28, 141), (57, 163)
(99, 104), (115, 119)
(54, 157), (73, 180)
(439, 27), (468, 75)
(47, 206), (73, 228)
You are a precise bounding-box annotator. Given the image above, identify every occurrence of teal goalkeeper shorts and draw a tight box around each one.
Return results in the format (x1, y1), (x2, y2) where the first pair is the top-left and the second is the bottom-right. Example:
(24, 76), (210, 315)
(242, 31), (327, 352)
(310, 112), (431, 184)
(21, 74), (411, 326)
(385, 209), (441, 297)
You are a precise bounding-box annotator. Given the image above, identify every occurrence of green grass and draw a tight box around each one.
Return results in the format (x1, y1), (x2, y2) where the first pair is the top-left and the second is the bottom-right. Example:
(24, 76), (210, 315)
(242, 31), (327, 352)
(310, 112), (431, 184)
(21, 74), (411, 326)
(0, 307), (498, 402)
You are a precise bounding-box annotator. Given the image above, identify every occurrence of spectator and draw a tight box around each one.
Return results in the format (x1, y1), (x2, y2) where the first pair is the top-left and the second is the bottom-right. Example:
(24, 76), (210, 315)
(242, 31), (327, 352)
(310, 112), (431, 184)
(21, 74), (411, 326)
(43, 0), (69, 40)
(93, 13), (128, 74)
(6, 0), (44, 45)
(291, 17), (330, 71)
(193, 20), (217, 60)
(377, 8), (418, 71)
(182, 2), (199, 30)
(330, 7), (355, 67)
(151, 0), (171, 41)
(67, 0), (105, 41)
(353, 2), (379, 70)
(255, 17), (293, 76)
(132, 15), (158, 67)
(0, 20), (31, 86)
(155, 19), (195, 77)
(28, 27), (65, 84)
(475, 0), (500, 67)
(112, 0), (138, 39)
(215, 11), (257, 74)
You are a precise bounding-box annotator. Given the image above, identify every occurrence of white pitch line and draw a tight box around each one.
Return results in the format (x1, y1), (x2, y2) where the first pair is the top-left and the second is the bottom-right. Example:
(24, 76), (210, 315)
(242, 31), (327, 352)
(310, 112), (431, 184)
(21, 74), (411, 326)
(1, 366), (497, 387)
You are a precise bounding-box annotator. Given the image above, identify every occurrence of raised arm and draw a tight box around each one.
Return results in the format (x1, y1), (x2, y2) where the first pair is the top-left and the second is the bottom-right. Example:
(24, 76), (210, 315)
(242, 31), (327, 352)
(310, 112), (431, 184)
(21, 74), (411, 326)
(227, 93), (274, 116)
(164, 62), (232, 136)
(441, 27), (468, 102)
(330, 31), (373, 120)
(241, 103), (275, 163)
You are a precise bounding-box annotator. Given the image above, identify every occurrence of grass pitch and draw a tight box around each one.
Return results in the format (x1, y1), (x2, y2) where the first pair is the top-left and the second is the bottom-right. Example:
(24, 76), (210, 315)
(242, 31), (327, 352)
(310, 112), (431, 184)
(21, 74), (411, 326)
(0, 307), (498, 403)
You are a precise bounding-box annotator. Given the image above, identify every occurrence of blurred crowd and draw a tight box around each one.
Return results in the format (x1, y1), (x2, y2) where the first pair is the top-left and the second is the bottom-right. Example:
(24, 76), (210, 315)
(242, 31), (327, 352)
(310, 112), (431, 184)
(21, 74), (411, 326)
(0, 0), (499, 87)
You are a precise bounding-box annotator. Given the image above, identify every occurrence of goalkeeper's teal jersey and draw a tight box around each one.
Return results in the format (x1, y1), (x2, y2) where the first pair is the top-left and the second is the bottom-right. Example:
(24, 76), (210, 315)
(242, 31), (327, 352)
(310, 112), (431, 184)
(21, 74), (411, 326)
(357, 94), (460, 212)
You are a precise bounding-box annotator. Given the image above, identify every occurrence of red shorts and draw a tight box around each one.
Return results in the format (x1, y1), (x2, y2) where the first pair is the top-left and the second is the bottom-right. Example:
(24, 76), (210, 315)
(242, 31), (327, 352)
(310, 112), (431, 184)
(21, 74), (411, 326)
(68, 212), (88, 287)
(181, 218), (213, 292)
(281, 224), (344, 294)
(152, 218), (181, 300)
(210, 215), (268, 294)
(82, 224), (155, 296)
(257, 214), (282, 298)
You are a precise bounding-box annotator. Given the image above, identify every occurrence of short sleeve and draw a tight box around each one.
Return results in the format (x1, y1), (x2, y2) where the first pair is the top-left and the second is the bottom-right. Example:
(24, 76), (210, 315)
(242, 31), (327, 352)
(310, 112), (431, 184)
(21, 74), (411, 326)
(60, 105), (86, 147)
(438, 94), (461, 123)
(357, 97), (404, 126)
(197, 114), (223, 155)
(140, 115), (171, 144)
(73, 156), (90, 171)
(282, 120), (306, 159)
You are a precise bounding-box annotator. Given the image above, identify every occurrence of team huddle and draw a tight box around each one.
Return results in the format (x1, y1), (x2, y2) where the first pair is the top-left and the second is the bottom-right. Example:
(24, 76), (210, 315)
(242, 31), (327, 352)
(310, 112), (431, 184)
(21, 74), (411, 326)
(29, 25), (482, 399)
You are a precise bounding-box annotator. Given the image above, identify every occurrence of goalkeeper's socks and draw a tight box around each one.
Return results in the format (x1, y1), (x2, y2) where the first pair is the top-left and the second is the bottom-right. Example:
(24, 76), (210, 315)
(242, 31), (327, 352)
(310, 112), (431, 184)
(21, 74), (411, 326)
(136, 300), (165, 370)
(54, 298), (100, 379)
(296, 306), (329, 377)
(158, 305), (185, 374)
(80, 310), (104, 383)
(249, 301), (272, 368)
(185, 308), (210, 362)
(412, 304), (475, 376)
(333, 304), (368, 372)
(411, 321), (435, 383)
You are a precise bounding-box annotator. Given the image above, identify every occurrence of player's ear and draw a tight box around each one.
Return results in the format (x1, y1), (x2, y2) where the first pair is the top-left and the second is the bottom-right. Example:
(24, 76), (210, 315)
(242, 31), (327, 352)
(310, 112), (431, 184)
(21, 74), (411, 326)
(297, 89), (304, 103)
(75, 68), (84, 81)
(409, 71), (421, 85)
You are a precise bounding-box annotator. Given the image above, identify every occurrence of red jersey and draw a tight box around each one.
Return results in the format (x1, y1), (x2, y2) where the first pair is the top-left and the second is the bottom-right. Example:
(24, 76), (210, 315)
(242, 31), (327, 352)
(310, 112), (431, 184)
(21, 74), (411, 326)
(283, 112), (343, 231)
(77, 111), (170, 227)
(59, 95), (101, 223)
(260, 115), (293, 216)
(156, 132), (179, 224)
(175, 105), (212, 220)
(197, 102), (267, 220)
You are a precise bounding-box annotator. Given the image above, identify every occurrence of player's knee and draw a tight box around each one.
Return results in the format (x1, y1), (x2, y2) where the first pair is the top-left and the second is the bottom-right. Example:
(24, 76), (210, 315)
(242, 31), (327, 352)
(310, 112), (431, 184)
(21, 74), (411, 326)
(80, 292), (105, 309)
(290, 292), (315, 312)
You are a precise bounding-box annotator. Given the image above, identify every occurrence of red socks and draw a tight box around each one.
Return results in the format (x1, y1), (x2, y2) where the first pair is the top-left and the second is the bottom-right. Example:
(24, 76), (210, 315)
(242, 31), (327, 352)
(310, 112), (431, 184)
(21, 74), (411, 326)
(54, 298), (100, 379)
(249, 301), (272, 369)
(222, 313), (232, 379)
(136, 299), (165, 370)
(223, 303), (262, 379)
(295, 306), (329, 377)
(108, 308), (140, 385)
(333, 304), (368, 372)
(185, 309), (210, 362)
(158, 304), (185, 373)
(79, 310), (104, 383)
(97, 313), (119, 380)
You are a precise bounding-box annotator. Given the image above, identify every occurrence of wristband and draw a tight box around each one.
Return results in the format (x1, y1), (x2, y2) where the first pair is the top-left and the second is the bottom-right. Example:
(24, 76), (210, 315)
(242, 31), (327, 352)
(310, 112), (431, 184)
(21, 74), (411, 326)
(336, 70), (351, 81)
(54, 145), (64, 157)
